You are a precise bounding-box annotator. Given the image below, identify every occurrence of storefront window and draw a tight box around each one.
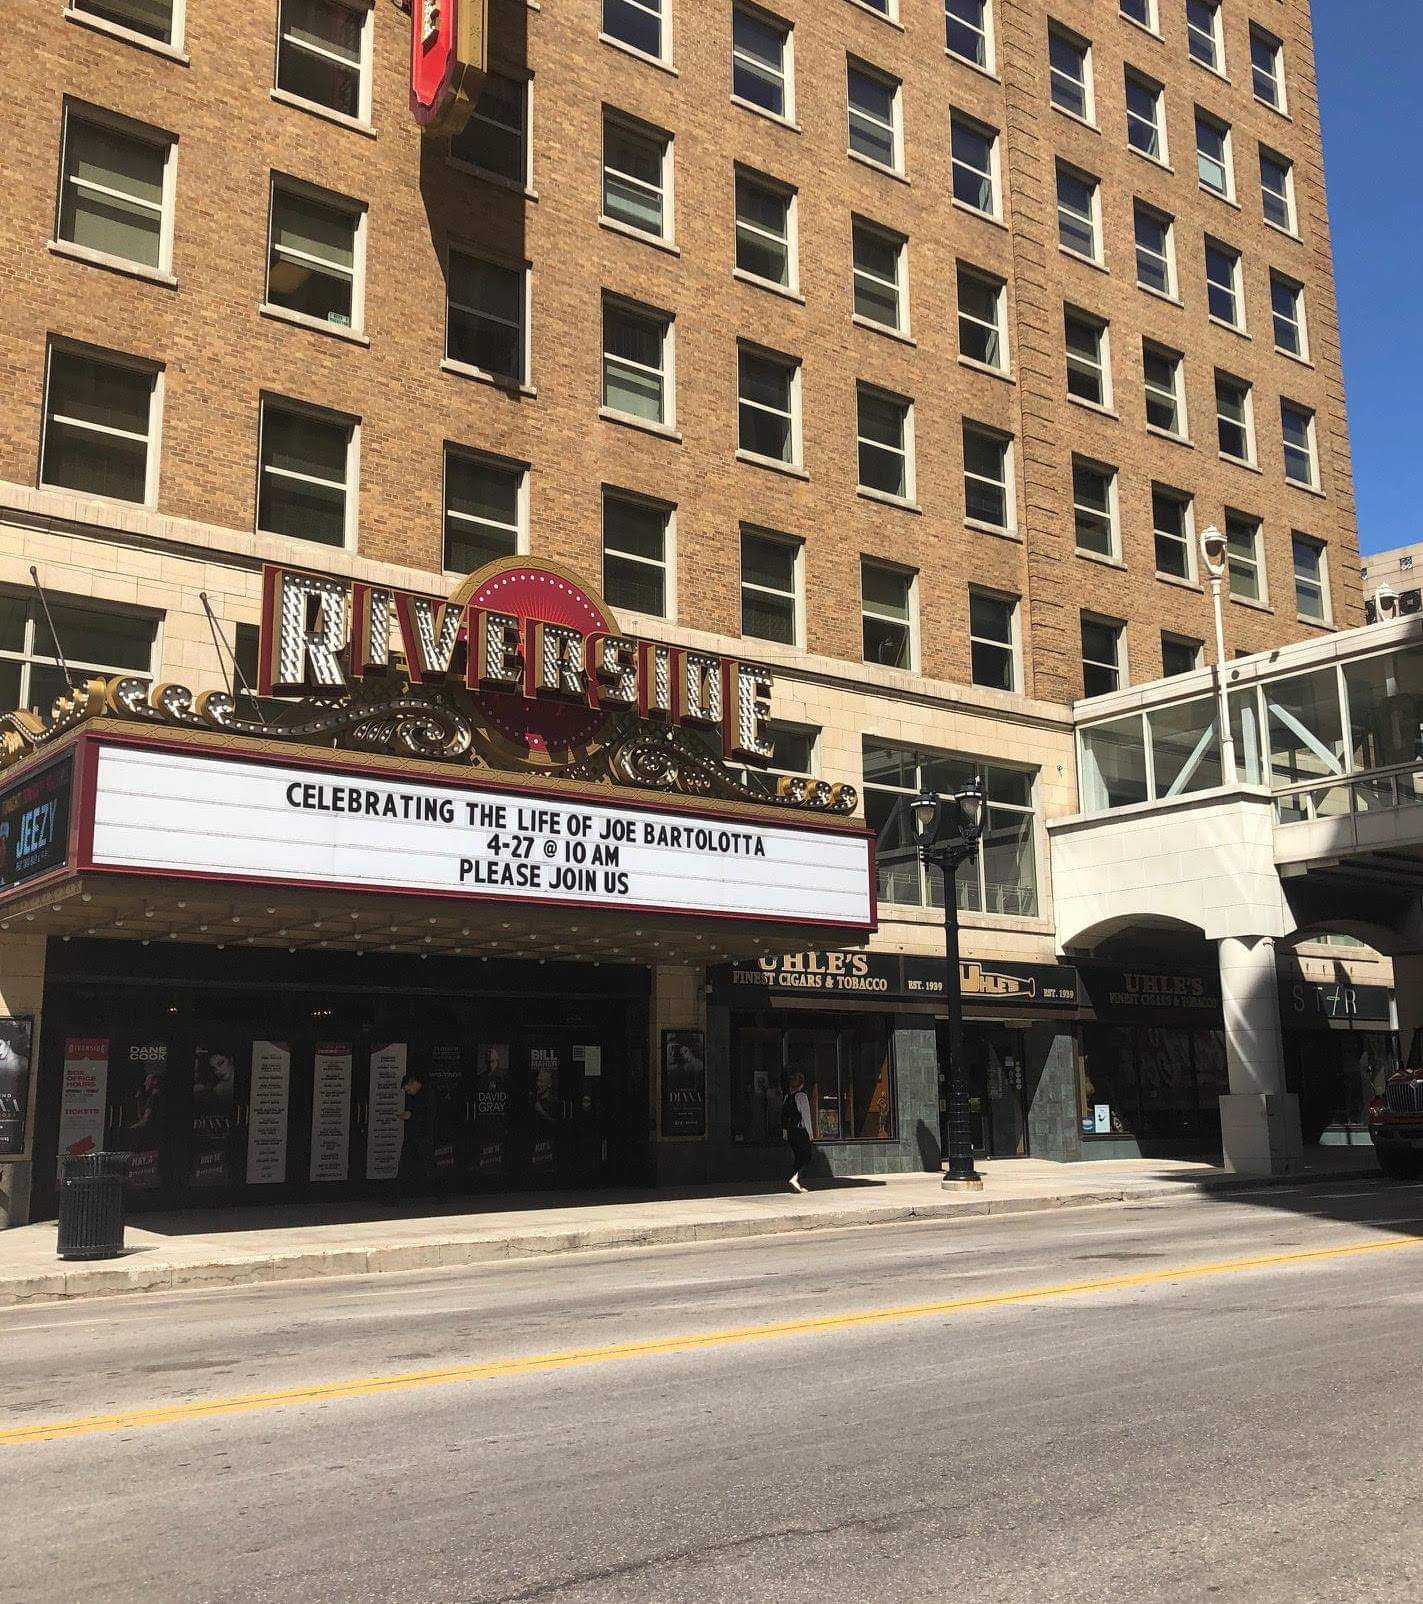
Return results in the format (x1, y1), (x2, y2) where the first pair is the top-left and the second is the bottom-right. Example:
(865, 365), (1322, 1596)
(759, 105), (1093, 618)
(862, 741), (1038, 916)
(732, 1015), (896, 1143)
(1079, 1024), (1227, 1143)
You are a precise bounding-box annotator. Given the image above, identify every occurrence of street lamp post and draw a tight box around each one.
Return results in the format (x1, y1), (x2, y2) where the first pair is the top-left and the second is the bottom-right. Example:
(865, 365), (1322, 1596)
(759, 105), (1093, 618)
(911, 778), (987, 1191)
(1198, 525), (1239, 787)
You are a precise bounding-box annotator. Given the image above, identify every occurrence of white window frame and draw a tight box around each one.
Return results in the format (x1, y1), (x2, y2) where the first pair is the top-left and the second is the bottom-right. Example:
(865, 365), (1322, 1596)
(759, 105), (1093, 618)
(1124, 69), (1167, 164)
(731, 3), (795, 125)
(739, 525), (803, 648)
(0, 589), (160, 716)
(1250, 24), (1286, 113)
(272, 0), (373, 128)
(448, 69), (532, 192)
(600, 294), (675, 431)
(1215, 371), (1256, 465)
(602, 488), (676, 620)
(264, 173), (367, 336)
(1292, 534), (1330, 624)
(66, 0), (185, 55)
(1270, 271), (1308, 360)
(441, 446), (529, 575)
(40, 338), (163, 509)
(601, 0), (668, 65)
(968, 586), (1020, 693)
(851, 217), (908, 334)
(1056, 161), (1102, 264)
(962, 420), (1015, 533)
(1186, 0), (1223, 74)
(1152, 485), (1196, 581)
(601, 109), (673, 244)
(1195, 108), (1234, 201)
(736, 342), (803, 468)
(945, 0), (993, 71)
(1133, 199), (1176, 297)
(1072, 456), (1119, 561)
(737, 721), (819, 794)
(55, 100), (178, 279)
(951, 111), (1000, 218)
(1081, 613), (1127, 695)
(856, 383), (915, 504)
(256, 393), (358, 550)
(1064, 306), (1111, 409)
(860, 559), (918, 671)
(1161, 633), (1203, 675)
(1281, 401), (1319, 490)
(956, 263), (1008, 372)
(444, 247), (531, 388)
(1204, 236), (1244, 330)
(1260, 146), (1297, 235)
(1048, 24), (1094, 125)
(1143, 340), (1187, 438)
(733, 167), (798, 293)
(846, 59), (903, 175)
(1225, 509), (1266, 605)
(1119, 0), (1156, 35)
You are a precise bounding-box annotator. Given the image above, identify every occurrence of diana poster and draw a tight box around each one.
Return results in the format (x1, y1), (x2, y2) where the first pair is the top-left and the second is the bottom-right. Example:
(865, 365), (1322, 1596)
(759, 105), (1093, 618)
(0, 1016), (33, 1156)
(661, 1030), (707, 1140)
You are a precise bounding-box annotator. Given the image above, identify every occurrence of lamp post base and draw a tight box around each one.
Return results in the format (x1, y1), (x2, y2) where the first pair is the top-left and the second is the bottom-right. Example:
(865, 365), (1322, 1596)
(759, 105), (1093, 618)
(942, 1174), (984, 1192)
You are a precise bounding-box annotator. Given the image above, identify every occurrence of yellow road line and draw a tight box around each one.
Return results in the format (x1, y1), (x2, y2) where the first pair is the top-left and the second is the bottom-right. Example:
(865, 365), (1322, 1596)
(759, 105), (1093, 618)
(4, 1232), (1419, 1447)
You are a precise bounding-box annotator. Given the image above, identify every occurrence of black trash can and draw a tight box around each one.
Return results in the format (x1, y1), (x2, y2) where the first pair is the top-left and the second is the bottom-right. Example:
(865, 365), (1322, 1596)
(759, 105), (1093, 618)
(57, 1152), (129, 1261)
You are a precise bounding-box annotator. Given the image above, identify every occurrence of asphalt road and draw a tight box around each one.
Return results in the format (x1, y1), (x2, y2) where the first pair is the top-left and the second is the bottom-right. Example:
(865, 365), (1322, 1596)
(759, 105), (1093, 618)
(5, 1179), (1423, 1604)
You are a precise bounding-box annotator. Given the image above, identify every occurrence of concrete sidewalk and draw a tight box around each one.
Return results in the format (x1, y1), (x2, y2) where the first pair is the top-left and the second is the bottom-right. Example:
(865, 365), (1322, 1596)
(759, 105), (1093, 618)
(0, 1149), (1382, 1308)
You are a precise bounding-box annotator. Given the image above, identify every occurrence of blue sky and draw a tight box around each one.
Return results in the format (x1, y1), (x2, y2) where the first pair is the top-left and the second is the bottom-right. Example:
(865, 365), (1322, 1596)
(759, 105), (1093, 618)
(1314, 5), (1422, 555)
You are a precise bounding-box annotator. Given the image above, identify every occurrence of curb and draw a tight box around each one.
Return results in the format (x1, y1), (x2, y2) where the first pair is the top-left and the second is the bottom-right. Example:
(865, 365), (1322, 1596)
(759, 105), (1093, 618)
(0, 1165), (1382, 1309)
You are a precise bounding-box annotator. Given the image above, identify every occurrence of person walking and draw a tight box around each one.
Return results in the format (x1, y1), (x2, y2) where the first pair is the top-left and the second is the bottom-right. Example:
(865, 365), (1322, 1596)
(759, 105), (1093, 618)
(781, 1071), (814, 1193)
(395, 1070), (437, 1204)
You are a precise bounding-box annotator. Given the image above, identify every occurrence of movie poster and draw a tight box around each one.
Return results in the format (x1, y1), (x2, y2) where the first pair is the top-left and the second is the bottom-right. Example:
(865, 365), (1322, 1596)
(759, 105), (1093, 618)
(366, 1042), (407, 1182)
(475, 1043), (510, 1178)
(309, 1044), (353, 1182)
(0, 1016), (33, 1157)
(529, 1045), (559, 1172)
(57, 1037), (109, 1160)
(661, 1030), (707, 1140)
(427, 1044), (464, 1176)
(191, 1045), (242, 1188)
(246, 1040), (292, 1186)
(118, 1040), (171, 1192)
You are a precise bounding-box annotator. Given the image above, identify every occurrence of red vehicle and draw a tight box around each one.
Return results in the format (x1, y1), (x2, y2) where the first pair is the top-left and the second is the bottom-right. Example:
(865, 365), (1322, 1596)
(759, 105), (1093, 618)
(1368, 1029), (1423, 1178)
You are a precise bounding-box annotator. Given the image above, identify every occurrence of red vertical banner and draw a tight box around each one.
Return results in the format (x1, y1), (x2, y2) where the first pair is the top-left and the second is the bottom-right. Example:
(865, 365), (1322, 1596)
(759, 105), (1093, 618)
(410, 0), (488, 136)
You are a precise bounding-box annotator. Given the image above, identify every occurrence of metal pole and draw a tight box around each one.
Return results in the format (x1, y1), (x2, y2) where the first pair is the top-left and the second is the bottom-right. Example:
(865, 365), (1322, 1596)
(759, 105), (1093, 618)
(1209, 573), (1238, 786)
(940, 850), (982, 1189)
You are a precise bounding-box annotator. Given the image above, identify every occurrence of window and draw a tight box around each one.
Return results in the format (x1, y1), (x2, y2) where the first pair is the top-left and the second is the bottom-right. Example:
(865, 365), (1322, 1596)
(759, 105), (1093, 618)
(41, 344), (159, 505)
(1215, 371), (1254, 462)
(1226, 510), (1263, 602)
(1072, 458), (1117, 558)
(1251, 25), (1284, 110)
(951, 114), (997, 215)
(740, 528), (800, 645)
(603, 0), (663, 58)
(1064, 308), (1109, 407)
(732, 6), (791, 119)
(962, 422), (1012, 529)
(257, 398), (354, 546)
(1049, 27), (1092, 121)
(443, 449), (525, 572)
(1204, 238), (1242, 328)
(1152, 485), (1194, 578)
(1081, 616), (1124, 696)
(863, 743), (1039, 916)
(738, 345), (800, 464)
(1186, 0), (1221, 71)
(957, 265), (1006, 369)
(857, 386), (913, 500)
(732, 1016), (894, 1144)
(602, 298), (672, 426)
(1260, 147), (1295, 232)
(1134, 200), (1174, 294)
(446, 252), (526, 384)
(946, 0), (990, 68)
(70, 0), (176, 46)
(861, 561), (914, 668)
(1125, 70), (1165, 160)
(739, 723), (816, 797)
(449, 72), (528, 186)
(735, 169), (794, 288)
(847, 62), (901, 172)
(1271, 272), (1307, 357)
(275, 0), (369, 121)
(602, 113), (671, 239)
(1143, 342), (1185, 435)
(266, 179), (363, 330)
(1281, 401), (1317, 488)
(1195, 110), (1232, 198)
(0, 592), (156, 719)
(1293, 535), (1328, 622)
(57, 105), (174, 273)
(1056, 164), (1100, 261)
(1162, 634), (1203, 676)
(969, 589), (1018, 692)
(602, 491), (671, 616)
(1120, 0), (1154, 28)
(852, 220), (906, 331)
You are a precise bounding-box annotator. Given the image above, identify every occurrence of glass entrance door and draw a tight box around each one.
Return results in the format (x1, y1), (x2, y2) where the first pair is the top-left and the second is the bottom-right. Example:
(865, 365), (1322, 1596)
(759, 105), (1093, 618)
(964, 1025), (1030, 1158)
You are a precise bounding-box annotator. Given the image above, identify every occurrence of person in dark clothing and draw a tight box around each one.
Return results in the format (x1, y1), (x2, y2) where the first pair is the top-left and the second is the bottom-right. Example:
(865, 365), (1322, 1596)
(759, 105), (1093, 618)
(781, 1070), (814, 1193)
(395, 1071), (438, 1202)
